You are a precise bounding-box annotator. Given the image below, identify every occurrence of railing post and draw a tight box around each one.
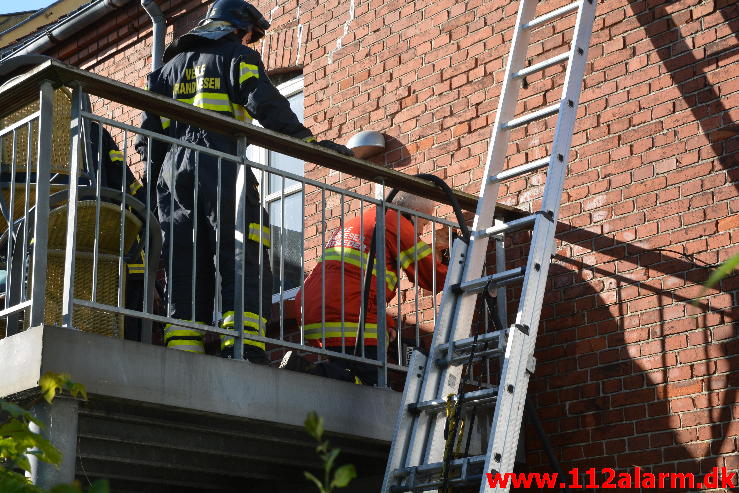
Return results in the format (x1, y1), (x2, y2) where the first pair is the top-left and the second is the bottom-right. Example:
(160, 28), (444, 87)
(494, 221), (508, 348)
(375, 188), (387, 387)
(232, 136), (248, 360)
(61, 85), (84, 329)
(28, 81), (54, 327)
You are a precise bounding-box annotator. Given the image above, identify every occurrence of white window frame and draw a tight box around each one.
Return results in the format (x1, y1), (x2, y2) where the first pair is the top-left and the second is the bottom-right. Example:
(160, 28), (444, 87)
(247, 75), (305, 300)
(248, 75), (305, 202)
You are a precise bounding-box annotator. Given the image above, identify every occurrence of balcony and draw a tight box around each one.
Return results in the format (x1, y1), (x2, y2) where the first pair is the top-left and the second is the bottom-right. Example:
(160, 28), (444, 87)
(0, 57), (519, 491)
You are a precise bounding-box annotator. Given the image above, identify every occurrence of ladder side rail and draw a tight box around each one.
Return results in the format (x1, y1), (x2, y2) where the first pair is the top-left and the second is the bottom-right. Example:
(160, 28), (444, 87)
(462, 0), (541, 289)
(422, 0), (542, 468)
(482, 0), (598, 490)
(381, 350), (428, 493)
(404, 239), (469, 469)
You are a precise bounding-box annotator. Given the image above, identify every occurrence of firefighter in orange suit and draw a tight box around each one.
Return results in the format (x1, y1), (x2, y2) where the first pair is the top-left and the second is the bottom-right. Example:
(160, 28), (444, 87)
(290, 192), (448, 385)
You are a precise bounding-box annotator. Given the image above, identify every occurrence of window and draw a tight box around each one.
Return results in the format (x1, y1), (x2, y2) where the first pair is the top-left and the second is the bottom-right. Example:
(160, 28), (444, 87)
(248, 76), (304, 296)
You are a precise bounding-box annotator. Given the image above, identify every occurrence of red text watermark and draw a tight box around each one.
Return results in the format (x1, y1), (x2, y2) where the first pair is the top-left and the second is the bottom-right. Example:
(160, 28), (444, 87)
(486, 466), (737, 489)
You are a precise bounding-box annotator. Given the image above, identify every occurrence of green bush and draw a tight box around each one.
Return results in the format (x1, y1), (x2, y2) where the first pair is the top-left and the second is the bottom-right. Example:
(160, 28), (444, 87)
(303, 411), (357, 492)
(0, 373), (107, 493)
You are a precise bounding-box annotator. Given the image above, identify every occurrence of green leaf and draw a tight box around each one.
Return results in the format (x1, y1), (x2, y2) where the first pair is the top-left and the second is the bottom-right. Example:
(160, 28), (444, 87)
(304, 411), (324, 442)
(39, 373), (70, 404)
(324, 448), (340, 475)
(0, 402), (35, 422)
(0, 468), (42, 492)
(66, 383), (88, 402)
(691, 252), (739, 306)
(39, 373), (87, 405)
(330, 464), (357, 489)
(705, 252), (739, 290)
(304, 471), (327, 493)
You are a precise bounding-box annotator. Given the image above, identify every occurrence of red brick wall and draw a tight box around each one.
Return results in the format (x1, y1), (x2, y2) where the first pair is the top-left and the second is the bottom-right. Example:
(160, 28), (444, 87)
(32, 0), (738, 484)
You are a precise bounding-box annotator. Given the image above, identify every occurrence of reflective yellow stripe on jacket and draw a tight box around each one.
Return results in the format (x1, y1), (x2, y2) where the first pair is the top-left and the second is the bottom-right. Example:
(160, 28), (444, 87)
(109, 150), (123, 162)
(398, 241), (433, 270)
(249, 223), (271, 248)
(239, 63), (259, 84)
(177, 92), (232, 112)
(221, 310), (267, 350)
(303, 322), (378, 341)
(322, 246), (399, 291)
(231, 103), (253, 123)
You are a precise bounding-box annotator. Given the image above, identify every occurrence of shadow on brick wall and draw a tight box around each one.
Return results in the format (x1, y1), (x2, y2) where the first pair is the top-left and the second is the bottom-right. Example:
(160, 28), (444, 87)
(522, 220), (737, 484)
(628, 0), (738, 187)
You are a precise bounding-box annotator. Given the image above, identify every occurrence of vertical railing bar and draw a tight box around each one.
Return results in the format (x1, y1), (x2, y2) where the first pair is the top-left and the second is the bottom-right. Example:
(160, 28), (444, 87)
(91, 120), (103, 303)
(495, 228), (508, 388)
(254, 162), (263, 358)
(28, 81), (53, 327)
(299, 182), (306, 345)
(428, 224), (436, 347)
(233, 138), (247, 361)
(375, 181), (387, 387)
(21, 122), (33, 303)
(62, 86), (84, 328)
(395, 207), (402, 367)
(279, 174), (286, 341)
(358, 199), (365, 358)
(142, 136), (152, 339)
(339, 192), (345, 354)
(167, 145), (176, 315)
(320, 188), (326, 350)
(216, 156), (228, 353)
(259, 167), (267, 354)
(6, 130), (17, 306)
(192, 150), (199, 323)
(117, 129), (128, 314)
(413, 216), (421, 353)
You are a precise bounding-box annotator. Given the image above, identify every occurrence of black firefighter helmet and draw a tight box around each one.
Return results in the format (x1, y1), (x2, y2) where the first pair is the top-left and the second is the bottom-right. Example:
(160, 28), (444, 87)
(204, 0), (270, 41)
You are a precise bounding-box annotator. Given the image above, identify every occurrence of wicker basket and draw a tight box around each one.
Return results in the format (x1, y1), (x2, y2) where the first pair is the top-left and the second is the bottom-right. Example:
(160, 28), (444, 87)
(0, 87), (75, 175)
(22, 200), (143, 338)
(0, 183), (66, 235)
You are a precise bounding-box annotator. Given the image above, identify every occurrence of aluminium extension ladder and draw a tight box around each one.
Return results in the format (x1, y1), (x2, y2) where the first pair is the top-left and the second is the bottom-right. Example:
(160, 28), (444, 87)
(381, 0), (598, 490)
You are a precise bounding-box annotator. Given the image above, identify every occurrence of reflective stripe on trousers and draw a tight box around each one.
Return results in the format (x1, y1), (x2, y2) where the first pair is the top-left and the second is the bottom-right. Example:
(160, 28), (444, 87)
(220, 310), (267, 350)
(164, 321), (205, 353)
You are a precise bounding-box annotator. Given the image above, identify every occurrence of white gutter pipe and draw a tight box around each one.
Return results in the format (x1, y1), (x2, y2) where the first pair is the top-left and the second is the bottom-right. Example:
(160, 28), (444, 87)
(141, 0), (165, 71)
(3, 0), (133, 60)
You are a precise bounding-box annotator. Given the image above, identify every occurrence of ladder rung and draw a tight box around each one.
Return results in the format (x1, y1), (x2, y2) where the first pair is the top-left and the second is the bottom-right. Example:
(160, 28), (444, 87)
(393, 455), (486, 491)
(448, 347), (503, 366)
(410, 388), (498, 415)
(457, 266), (525, 294)
(488, 157), (549, 184)
(502, 104), (559, 130)
(524, 1), (581, 29)
(514, 52), (570, 79)
(391, 474), (483, 492)
(474, 212), (540, 239)
(437, 330), (502, 356)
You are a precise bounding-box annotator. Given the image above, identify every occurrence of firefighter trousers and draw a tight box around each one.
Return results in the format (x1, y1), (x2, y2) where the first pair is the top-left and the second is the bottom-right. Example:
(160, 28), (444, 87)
(157, 140), (272, 357)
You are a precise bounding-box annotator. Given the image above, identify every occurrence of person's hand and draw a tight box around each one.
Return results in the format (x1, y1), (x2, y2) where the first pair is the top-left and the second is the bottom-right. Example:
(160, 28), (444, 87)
(317, 140), (354, 157)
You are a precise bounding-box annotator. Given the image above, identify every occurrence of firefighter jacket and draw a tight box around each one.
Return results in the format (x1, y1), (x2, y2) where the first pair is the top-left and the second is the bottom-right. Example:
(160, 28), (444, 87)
(296, 208), (448, 348)
(87, 121), (144, 202)
(135, 33), (314, 187)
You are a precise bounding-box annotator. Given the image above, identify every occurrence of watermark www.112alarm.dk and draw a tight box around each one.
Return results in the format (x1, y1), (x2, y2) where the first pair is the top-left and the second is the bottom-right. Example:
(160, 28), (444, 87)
(486, 466), (737, 489)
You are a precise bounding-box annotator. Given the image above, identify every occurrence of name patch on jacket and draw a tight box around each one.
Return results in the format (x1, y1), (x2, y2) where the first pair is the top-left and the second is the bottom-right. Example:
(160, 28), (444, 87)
(173, 64), (221, 96)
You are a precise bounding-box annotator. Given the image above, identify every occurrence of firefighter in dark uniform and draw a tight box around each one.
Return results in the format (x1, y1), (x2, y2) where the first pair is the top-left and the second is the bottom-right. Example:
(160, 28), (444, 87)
(136, 0), (352, 363)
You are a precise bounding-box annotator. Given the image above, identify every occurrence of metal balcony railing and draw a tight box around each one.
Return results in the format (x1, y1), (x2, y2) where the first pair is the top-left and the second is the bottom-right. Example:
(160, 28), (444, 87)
(0, 58), (517, 386)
